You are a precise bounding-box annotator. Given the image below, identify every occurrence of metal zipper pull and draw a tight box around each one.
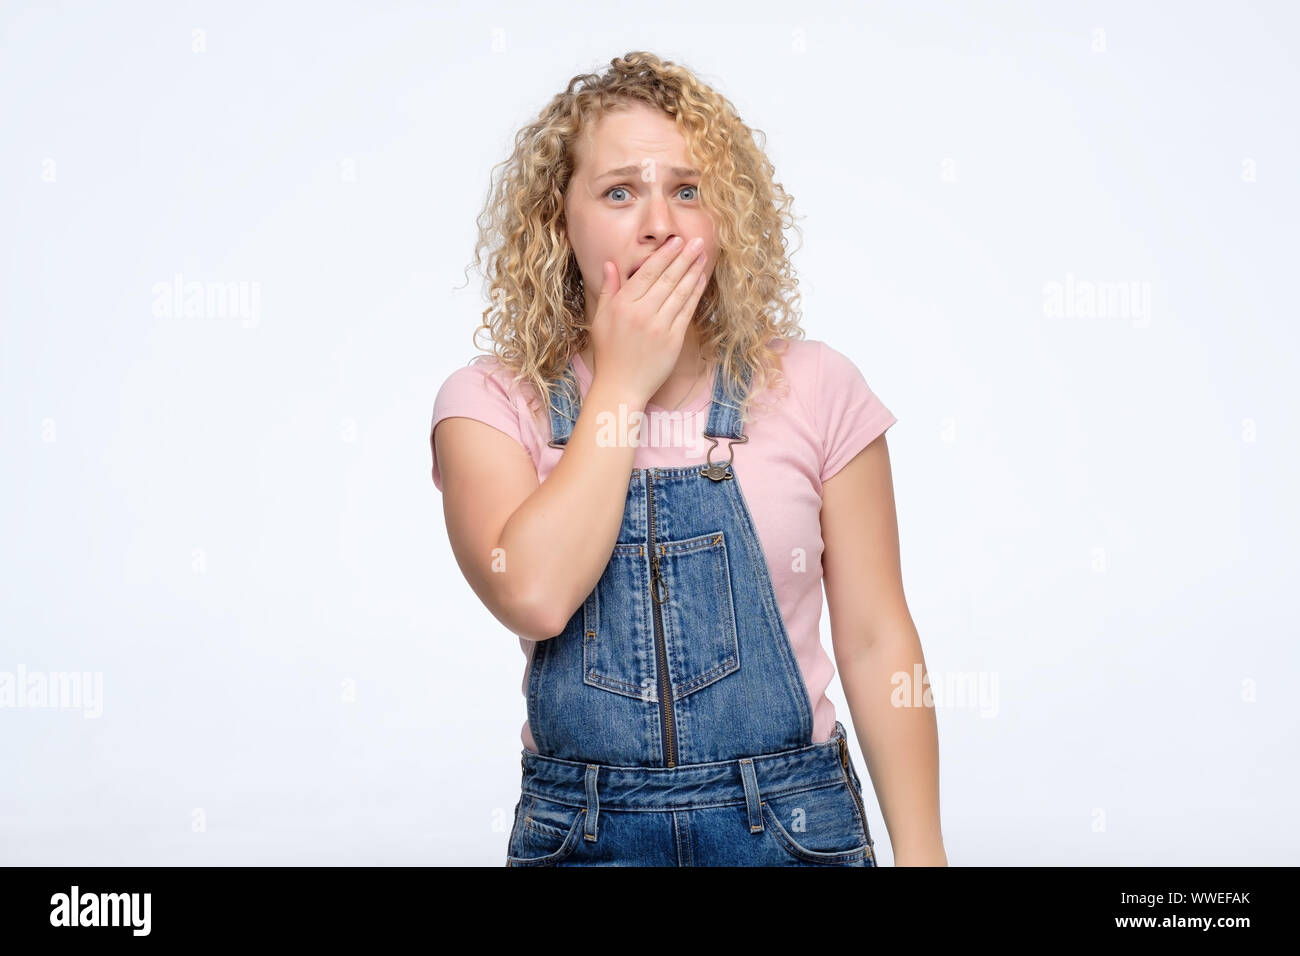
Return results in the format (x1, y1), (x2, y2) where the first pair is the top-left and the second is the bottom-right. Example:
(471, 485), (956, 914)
(651, 554), (669, 604)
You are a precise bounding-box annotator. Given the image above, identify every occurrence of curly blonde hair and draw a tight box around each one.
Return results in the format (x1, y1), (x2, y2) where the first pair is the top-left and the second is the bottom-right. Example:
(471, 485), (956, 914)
(461, 50), (807, 427)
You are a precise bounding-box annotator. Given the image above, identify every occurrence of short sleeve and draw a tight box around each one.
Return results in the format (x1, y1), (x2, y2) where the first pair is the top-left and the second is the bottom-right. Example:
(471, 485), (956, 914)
(816, 341), (896, 483)
(429, 358), (532, 492)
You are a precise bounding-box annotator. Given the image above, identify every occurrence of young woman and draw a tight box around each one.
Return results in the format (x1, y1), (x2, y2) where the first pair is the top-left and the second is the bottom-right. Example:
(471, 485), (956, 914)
(431, 52), (946, 866)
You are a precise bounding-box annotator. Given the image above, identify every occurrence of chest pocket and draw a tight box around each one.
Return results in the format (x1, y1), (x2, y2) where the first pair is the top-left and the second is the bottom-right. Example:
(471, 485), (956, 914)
(582, 531), (741, 702)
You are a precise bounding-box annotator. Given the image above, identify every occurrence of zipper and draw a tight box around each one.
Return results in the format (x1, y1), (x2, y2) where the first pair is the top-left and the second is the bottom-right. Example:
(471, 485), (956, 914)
(646, 470), (678, 767)
(839, 736), (871, 851)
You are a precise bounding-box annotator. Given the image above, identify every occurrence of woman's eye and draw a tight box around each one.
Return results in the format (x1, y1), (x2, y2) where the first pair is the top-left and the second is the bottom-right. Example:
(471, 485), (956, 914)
(605, 185), (699, 202)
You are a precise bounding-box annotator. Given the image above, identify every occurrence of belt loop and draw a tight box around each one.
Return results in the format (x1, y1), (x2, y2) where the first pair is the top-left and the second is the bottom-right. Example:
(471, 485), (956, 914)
(738, 758), (763, 833)
(584, 764), (600, 841)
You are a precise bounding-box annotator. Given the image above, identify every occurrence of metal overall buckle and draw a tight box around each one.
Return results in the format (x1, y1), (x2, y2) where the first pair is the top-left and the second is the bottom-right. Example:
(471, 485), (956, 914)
(699, 433), (748, 481)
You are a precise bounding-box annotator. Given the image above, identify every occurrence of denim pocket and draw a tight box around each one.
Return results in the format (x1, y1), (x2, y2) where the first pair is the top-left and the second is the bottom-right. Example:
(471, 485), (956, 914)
(583, 532), (741, 702)
(759, 782), (871, 866)
(506, 795), (586, 867)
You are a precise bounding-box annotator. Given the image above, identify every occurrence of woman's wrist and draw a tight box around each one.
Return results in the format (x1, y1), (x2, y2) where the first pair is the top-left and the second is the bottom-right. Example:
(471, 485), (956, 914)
(890, 842), (950, 866)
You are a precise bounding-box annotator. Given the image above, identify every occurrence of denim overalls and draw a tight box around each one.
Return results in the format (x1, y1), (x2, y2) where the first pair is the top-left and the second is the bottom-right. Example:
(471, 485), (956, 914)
(505, 355), (877, 866)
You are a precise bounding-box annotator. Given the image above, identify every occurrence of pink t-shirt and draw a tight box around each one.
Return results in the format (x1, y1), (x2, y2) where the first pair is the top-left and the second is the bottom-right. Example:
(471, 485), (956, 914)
(429, 337), (896, 753)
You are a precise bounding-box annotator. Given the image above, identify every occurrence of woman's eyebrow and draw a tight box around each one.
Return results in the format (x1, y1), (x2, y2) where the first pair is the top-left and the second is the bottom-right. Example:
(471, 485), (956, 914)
(596, 164), (700, 180)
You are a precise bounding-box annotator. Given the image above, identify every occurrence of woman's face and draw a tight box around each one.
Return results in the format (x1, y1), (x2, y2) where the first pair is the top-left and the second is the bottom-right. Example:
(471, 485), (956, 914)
(563, 102), (718, 321)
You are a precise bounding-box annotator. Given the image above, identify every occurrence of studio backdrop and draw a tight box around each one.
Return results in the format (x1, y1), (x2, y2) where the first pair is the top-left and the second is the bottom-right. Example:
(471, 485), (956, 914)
(1, 0), (1295, 865)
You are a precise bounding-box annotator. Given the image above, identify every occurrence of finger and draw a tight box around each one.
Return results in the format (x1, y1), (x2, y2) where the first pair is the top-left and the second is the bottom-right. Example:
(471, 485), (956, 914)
(597, 261), (618, 303)
(659, 250), (708, 320)
(628, 235), (692, 303)
(644, 247), (708, 324)
(668, 258), (711, 335)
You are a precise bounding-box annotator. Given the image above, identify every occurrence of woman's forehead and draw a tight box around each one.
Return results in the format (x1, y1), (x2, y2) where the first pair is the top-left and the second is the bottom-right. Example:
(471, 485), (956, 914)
(577, 106), (693, 169)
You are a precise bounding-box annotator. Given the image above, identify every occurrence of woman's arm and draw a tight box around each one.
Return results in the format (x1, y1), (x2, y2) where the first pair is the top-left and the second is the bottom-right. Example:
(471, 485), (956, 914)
(434, 376), (648, 642)
(820, 433), (949, 866)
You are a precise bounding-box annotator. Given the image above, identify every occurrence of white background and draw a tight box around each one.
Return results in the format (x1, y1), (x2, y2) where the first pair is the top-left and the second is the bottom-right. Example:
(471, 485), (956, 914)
(2, 0), (1296, 865)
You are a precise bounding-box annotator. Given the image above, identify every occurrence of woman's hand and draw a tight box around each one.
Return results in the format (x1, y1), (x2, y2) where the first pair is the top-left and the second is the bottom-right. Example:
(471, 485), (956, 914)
(588, 235), (711, 406)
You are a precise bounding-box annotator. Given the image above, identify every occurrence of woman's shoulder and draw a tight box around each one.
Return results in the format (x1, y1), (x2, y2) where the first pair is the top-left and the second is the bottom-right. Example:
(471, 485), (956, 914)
(765, 335), (823, 371)
(757, 335), (830, 398)
(757, 335), (893, 432)
(766, 335), (883, 388)
(432, 354), (535, 438)
(434, 353), (545, 409)
(430, 354), (549, 491)
(438, 352), (509, 386)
